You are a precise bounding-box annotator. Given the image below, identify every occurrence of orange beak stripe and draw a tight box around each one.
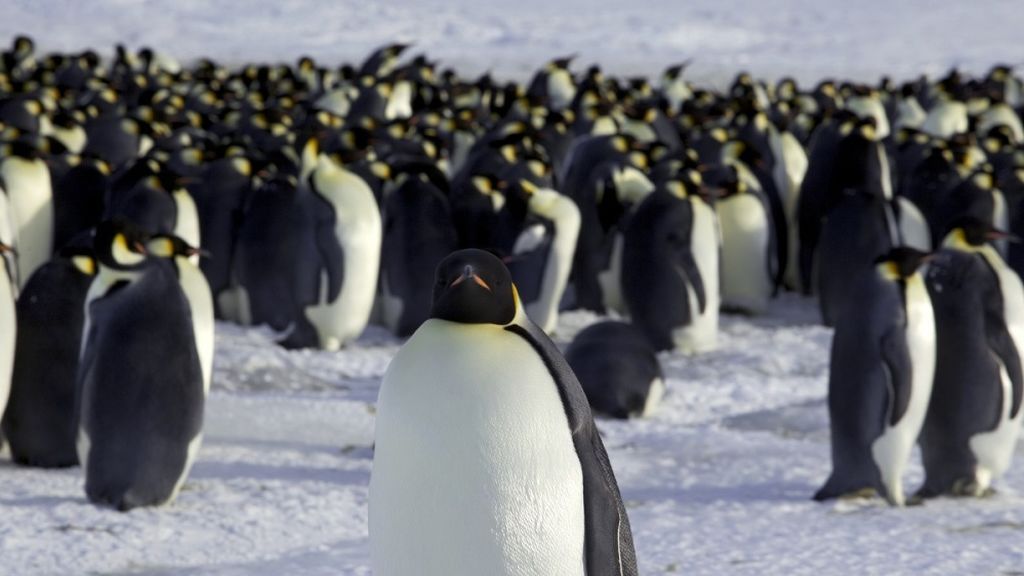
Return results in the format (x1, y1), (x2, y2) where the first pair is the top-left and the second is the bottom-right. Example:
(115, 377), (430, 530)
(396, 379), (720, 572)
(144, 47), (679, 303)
(449, 273), (492, 291)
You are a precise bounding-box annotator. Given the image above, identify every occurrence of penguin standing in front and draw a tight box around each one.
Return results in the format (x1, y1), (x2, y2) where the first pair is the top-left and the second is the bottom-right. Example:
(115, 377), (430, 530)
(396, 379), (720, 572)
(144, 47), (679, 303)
(918, 220), (1024, 497)
(371, 249), (637, 576)
(2, 245), (95, 467)
(78, 220), (205, 511)
(566, 320), (664, 419)
(814, 247), (935, 506)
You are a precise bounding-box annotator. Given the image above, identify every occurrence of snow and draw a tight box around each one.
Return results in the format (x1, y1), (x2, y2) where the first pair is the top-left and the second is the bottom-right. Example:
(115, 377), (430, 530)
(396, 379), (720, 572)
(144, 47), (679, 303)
(4, 2), (1024, 574)
(4, 295), (1024, 574)
(2, 0), (1022, 85)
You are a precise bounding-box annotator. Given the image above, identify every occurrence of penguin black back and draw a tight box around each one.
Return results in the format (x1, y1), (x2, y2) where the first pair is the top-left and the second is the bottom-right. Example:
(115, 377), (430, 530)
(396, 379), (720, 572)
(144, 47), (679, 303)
(566, 320), (663, 419)
(622, 190), (704, 351)
(2, 249), (95, 467)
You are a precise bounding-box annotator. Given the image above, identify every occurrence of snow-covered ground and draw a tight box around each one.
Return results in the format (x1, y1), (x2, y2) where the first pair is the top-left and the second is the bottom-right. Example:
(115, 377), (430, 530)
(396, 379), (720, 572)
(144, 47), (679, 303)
(3, 0), (1022, 85)
(4, 296), (1024, 575)
(4, 2), (1024, 574)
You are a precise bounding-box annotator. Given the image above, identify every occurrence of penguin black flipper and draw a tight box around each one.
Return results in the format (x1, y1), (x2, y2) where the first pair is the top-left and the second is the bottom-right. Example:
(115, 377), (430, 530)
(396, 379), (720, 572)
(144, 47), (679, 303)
(309, 191), (345, 303)
(985, 315), (1023, 419)
(505, 319), (638, 576)
(676, 250), (706, 314)
(881, 327), (913, 426)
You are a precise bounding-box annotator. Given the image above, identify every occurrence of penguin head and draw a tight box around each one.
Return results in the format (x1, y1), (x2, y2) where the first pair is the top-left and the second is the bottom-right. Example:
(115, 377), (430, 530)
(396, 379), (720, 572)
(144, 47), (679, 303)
(874, 247), (932, 281)
(93, 219), (149, 270)
(147, 234), (207, 260)
(58, 244), (98, 276)
(430, 249), (517, 326)
(945, 217), (1017, 249)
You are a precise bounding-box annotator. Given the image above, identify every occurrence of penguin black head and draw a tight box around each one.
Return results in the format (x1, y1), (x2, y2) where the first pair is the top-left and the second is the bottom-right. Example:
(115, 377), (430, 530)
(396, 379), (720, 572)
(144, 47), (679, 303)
(874, 247), (933, 280)
(147, 233), (208, 260)
(430, 249), (517, 325)
(946, 217), (1017, 248)
(93, 219), (149, 270)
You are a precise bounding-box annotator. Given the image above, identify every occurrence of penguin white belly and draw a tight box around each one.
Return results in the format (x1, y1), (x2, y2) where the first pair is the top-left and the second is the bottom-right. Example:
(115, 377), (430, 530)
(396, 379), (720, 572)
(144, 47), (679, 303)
(896, 97), (927, 130)
(525, 193), (580, 334)
(969, 363), (1022, 490)
(718, 194), (772, 314)
(1, 157), (53, 288)
(674, 198), (719, 354)
(922, 101), (968, 138)
(172, 190), (202, 262)
(177, 258), (215, 396)
(217, 283), (252, 326)
(305, 170), (382, 349)
(640, 377), (665, 418)
(896, 197), (932, 252)
(169, 432), (204, 503)
(0, 264), (15, 420)
(993, 189), (1009, 257)
(870, 277), (936, 505)
(978, 104), (1024, 143)
(598, 232), (626, 316)
(547, 70), (576, 111)
(774, 132), (808, 290)
(370, 319), (586, 576)
(52, 125), (87, 154)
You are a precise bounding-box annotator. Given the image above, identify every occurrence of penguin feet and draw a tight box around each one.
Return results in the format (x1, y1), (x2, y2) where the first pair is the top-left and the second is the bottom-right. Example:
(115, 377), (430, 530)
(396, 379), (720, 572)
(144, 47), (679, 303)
(904, 494), (925, 507)
(838, 487), (878, 500)
(951, 478), (994, 498)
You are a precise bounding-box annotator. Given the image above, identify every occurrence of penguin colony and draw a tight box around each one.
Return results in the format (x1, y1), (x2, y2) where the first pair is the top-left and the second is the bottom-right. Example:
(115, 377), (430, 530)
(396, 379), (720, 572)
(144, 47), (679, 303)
(0, 31), (1019, 546)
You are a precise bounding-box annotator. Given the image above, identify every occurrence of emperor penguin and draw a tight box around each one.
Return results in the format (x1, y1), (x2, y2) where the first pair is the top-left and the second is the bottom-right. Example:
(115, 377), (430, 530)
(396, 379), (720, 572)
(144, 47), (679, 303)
(622, 181), (718, 353)
(814, 247), (935, 506)
(2, 245), (95, 467)
(302, 152), (382, 349)
(566, 320), (664, 419)
(918, 220), (1024, 497)
(370, 248), (638, 576)
(379, 171), (458, 338)
(78, 220), (205, 511)
(505, 179), (581, 334)
(713, 162), (776, 315)
(146, 234), (214, 396)
(526, 56), (577, 111)
(1, 136), (54, 288)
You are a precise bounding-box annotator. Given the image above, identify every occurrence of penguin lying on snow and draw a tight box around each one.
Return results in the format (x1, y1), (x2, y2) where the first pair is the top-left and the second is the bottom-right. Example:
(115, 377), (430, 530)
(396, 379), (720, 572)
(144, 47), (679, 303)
(814, 247), (935, 506)
(566, 320), (664, 419)
(371, 249), (637, 576)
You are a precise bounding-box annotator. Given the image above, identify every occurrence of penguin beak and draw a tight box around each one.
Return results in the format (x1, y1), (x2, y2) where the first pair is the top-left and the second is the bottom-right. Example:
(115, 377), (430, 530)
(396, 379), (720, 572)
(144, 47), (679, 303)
(0, 243), (16, 256)
(132, 241), (147, 255)
(190, 247), (213, 259)
(449, 265), (492, 291)
(987, 228), (1021, 243)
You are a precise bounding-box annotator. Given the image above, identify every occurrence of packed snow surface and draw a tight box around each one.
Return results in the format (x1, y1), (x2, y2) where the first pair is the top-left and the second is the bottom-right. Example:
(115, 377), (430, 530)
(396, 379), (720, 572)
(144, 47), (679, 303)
(3, 297), (1024, 575)
(2, 0), (1022, 84)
